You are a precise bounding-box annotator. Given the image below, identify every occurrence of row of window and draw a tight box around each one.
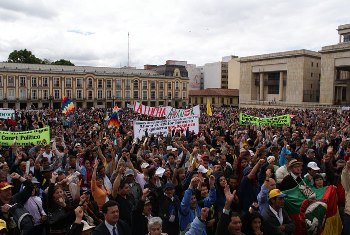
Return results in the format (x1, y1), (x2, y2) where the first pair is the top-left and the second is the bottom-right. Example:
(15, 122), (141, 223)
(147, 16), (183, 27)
(0, 76), (187, 90)
(0, 89), (187, 100)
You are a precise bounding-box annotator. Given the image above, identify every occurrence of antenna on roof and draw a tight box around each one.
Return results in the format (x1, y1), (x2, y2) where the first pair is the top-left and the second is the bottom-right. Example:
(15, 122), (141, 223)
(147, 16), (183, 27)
(128, 32), (130, 67)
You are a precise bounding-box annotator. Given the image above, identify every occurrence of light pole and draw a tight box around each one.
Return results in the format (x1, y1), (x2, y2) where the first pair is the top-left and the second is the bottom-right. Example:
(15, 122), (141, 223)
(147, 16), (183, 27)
(49, 96), (53, 109)
(112, 95), (115, 107)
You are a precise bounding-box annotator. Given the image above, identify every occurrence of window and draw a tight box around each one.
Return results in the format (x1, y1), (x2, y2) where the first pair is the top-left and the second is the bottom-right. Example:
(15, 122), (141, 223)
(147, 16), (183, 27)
(76, 90), (82, 99)
(7, 89), (15, 99)
(0, 76), (2, 86)
(212, 97), (215, 104)
(106, 90), (112, 99)
(8, 76), (14, 87)
(97, 90), (103, 99)
(182, 91), (186, 99)
(133, 90), (139, 99)
(116, 80), (121, 89)
(43, 90), (49, 100)
(42, 77), (48, 87)
(20, 76), (26, 87)
(159, 91), (164, 99)
(133, 80), (139, 89)
(126, 80), (131, 90)
(53, 77), (60, 87)
(98, 79), (103, 88)
(150, 81), (156, 89)
(76, 78), (82, 88)
(125, 90), (131, 99)
(88, 91), (93, 100)
(106, 80), (112, 88)
(200, 97), (203, 104)
(167, 82), (172, 90)
(31, 77), (37, 87)
(175, 81), (179, 90)
(316, 63), (319, 67)
(344, 34), (350, 42)
(20, 89), (26, 99)
(267, 72), (280, 94)
(88, 78), (93, 88)
(183, 83), (187, 90)
(175, 91), (179, 99)
(159, 81), (164, 90)
(54, 90), (60, 99)
(142, 90), (148, 99)
(66, 90), (72, 98)
(142, 81), (147, 89)
(311, 73), (313, 77)
(116, 91), (121, 98)
(151, 91), (156, 99)
(0, 89), (2, 99)
(32, 90), (37, 99)
(168, 91), (172, 99)
(66, 78), (72, 88)
(311, 62), (314, 67)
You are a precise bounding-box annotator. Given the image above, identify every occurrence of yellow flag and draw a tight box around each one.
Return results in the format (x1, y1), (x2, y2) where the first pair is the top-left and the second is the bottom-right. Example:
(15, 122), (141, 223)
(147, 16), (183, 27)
(207, 99), (212, 116)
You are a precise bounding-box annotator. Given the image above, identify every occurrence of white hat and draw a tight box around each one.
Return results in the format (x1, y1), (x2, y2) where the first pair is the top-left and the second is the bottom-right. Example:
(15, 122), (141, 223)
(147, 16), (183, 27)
(155, 167), (165, 177)
(267, 156), (275, 164)
(141, 162), (150, 169)
(172, 148), (178, 152)
(81, 220), (95, 231)
(307, 162), (320, 171)
(198, 165), (208, 174)
(166, 146), (173, 151)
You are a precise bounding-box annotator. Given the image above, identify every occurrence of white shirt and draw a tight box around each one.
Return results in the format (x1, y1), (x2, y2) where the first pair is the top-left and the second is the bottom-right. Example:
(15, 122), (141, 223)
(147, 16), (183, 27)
(269, 205), (283, 225)
(105, 221), (118, 235)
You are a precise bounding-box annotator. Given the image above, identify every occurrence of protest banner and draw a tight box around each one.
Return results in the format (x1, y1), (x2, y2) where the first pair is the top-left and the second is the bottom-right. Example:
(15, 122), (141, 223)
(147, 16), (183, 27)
(0, 127), (50, 146)
(133, 116), (199, 139)
(133, 101), (168, 117)
(239, 113), (290, 126)
(0, 108), (15, 119)
(165, 105), (200, 119)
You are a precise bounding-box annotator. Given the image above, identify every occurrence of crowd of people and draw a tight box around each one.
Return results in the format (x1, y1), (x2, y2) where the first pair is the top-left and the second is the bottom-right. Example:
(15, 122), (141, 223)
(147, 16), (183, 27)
(0, 106), (350, 235)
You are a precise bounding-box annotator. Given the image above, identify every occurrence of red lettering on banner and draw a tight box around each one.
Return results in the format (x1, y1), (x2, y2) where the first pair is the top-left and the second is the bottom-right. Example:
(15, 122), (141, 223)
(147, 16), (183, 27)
(149, 107), (155, 116)
(183, 109), (190, 117)
(135, 102), (143, 114)
(160, 108), (166, 117)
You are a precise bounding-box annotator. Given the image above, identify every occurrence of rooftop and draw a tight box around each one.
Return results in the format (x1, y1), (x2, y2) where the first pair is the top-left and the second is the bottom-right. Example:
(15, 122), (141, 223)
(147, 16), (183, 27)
(239, 49), (321, 62)
(189, 88), (239, 97)
(320, 42), (350, 53)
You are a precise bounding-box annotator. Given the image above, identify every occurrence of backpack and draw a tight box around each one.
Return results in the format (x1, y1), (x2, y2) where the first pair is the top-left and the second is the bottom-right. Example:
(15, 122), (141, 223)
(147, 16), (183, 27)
(9, 203), (34, 234)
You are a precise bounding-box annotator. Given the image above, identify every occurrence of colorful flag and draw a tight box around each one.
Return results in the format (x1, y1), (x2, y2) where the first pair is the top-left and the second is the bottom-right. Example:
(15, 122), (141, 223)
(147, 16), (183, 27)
(283, 185), (342, 235)
(108, 106), (121, 128)
(206, 99), (212, 116)
(62, 96), (75, 116)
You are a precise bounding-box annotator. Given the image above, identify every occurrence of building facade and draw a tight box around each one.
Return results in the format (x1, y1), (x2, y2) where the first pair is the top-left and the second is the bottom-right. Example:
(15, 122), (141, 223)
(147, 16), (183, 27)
(239, 50), (321, 105)
(0, 62), (189, 109)
(320, 24), (350, 104)
(189, 88), (239, 107)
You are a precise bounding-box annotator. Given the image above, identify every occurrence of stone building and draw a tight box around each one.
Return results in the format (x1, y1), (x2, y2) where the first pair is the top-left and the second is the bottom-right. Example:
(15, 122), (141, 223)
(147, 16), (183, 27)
(189, 88), (239, 107)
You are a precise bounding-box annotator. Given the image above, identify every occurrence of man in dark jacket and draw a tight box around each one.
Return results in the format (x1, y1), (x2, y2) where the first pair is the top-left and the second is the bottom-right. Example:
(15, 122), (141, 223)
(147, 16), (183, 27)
(278, 159), (303, 191)
(92, 200), (131, 235)
(261, 189), (295, 235)
(132, 188), (152, 235)
(0, 172), (33, 235)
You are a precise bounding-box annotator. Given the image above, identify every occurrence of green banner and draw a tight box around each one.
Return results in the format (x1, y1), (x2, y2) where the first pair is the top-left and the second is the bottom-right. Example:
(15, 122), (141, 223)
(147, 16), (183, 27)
(0, 127), (50, 146)
(239, 113), (290, 126)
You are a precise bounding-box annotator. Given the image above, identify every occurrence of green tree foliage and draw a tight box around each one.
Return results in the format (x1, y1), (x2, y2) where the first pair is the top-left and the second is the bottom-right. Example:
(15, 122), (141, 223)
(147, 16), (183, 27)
(7, 49), (75, 66)
(51, 59), (75, 66)
(7, 49), (42, 64)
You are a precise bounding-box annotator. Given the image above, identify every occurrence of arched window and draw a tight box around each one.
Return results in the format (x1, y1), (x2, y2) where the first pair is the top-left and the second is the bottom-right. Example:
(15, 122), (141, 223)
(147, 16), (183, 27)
(133, 80), (139, 89)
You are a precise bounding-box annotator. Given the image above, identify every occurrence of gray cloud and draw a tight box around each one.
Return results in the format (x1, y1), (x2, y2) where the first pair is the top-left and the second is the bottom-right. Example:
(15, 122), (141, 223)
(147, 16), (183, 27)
(0, 0), (57, 19)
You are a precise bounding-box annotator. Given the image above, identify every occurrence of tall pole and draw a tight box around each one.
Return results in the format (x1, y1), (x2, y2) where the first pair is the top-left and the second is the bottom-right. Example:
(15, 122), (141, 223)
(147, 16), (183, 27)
(128, 32), (130, 67)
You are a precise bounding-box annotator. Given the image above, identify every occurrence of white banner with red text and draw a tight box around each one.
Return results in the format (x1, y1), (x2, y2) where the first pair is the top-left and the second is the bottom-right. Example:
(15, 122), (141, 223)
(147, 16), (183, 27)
(133, 116), (199, 139)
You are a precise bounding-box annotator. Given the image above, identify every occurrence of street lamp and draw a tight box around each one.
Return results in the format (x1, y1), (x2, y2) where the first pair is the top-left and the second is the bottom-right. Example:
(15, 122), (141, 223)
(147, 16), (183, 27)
(49, 96), (53, 109)
(112, 95), (115, 107)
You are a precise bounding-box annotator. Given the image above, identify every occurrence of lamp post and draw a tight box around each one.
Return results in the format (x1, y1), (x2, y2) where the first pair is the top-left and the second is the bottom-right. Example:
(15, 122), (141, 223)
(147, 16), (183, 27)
(49, 96), (53, 109)
(112, 95), (115, 107)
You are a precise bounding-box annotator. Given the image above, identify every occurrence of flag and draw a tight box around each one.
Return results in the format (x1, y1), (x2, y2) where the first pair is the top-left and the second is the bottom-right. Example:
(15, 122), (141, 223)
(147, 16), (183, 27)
(206, 99), (212, 116)
(283, 185), (342, 235)
(108, 106), (121, 128)
(62, 96), (75, 116)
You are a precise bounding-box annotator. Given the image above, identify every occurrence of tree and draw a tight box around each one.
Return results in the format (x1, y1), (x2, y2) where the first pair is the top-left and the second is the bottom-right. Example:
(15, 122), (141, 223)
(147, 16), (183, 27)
(51, 59), (75, 66)
(7, 49), (42, 64)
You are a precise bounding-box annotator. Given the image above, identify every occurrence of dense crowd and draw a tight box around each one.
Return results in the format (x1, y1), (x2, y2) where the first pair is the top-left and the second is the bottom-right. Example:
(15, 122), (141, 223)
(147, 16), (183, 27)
(0, 106), (350, 235)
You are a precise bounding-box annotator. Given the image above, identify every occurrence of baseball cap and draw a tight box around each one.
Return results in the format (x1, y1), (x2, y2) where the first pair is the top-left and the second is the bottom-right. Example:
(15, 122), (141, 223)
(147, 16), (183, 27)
(307, 162), (320, 171)
(307, 149), (315, 155)
(75, 143), (82, 148)
(172, 148), (178, 152)
(268, 189), (287, 199)
(0, 219), (7, 231)
(163, 182), (175, 190)
(125, 169), (134, 176)
(141, 162), (150, 169)
(166, 146), (173, 151)
(288, 159), (303, 169)
(144, 197), (151, 205)
(197, 165), (208, 174)
(0, 182), (14, 191)
(209, 148), (216, 152)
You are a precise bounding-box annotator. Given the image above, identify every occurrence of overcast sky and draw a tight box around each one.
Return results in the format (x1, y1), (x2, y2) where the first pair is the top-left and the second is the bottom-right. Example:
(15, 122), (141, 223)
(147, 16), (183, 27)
(0, 0), (349, 69)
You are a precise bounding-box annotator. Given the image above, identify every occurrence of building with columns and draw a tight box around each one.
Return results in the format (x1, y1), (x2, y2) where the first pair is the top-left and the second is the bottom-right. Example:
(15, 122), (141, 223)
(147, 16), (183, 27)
(239, 50), (321, 105)
(0, 62), (189, 109)
(320, 23), (350, 104)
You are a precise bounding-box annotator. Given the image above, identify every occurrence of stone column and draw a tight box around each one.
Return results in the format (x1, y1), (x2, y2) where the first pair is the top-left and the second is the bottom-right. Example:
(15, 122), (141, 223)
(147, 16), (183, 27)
(259, 73), (264, 101)
(279, 71), (284, 101)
